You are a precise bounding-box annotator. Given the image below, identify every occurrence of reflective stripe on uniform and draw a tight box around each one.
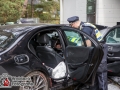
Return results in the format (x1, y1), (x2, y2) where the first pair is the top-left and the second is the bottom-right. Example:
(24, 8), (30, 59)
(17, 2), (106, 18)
(84, 23), (96, 29)
(81, 22), (103, 41)
(68, 37), (80, 43)
(95, 29), (103, 41)
(71, 38), (76, 42)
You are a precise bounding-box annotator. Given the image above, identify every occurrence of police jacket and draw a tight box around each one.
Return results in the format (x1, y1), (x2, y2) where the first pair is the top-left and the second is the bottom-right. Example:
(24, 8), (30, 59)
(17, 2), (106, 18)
(80, 22), (103, 42)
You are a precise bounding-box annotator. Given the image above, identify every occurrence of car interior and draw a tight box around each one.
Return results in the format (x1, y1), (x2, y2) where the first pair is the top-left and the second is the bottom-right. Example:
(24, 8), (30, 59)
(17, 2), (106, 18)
(29, 30), (64, 68)
(28, 29), (97, 81)
(106, 28), (120, 43)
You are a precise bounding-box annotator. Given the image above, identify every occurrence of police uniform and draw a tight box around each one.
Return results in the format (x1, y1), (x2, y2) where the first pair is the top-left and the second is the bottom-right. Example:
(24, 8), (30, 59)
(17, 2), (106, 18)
(67, 36), (81, 46)
(67, 16), (108, 90)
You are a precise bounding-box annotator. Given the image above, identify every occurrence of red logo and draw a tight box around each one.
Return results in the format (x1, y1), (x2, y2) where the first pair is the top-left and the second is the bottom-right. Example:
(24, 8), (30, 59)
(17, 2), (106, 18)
(3, 78), (10, 86)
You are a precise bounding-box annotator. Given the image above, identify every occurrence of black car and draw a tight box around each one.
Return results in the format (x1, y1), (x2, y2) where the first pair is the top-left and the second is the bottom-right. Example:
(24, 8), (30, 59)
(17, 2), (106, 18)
(0, 24), (103, 90)
(100, 25), (120, 63)
(100, 25), (120, 76)
(99, 25), (120, 87)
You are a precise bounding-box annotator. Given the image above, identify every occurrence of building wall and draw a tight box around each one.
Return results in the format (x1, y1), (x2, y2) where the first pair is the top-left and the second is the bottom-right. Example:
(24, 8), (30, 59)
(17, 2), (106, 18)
(60, 0), (87, 24)
(96, 0), (120, 26)
(61, 0), (120, 26)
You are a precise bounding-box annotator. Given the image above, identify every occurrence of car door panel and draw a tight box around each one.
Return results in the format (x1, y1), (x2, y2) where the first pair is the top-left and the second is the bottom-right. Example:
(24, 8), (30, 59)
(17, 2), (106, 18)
(61, 27), (103, 83)
(65, 46), (94, 80)
(107, 44), (120, 61)
(105, 27), (120, 62)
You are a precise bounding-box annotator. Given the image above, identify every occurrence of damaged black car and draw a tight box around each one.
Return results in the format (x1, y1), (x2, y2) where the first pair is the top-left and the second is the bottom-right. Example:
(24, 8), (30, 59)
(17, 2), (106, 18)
(0, 24), (103, 90)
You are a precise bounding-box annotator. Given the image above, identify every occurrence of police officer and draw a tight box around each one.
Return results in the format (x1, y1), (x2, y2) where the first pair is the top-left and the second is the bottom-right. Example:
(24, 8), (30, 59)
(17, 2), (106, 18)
(67, 16), (108, 90)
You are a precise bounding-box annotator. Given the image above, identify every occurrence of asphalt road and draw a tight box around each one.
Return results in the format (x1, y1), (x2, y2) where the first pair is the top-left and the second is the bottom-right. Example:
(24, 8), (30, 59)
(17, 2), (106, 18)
(61, 84), (120, 90)
(108, 83), (120, 90)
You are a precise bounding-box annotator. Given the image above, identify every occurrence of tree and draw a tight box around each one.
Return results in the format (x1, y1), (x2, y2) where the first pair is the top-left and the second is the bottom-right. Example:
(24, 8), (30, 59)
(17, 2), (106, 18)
(26, 0), (60, 23)
(38, 0), (60, 20)
(0, 0), (24, 23)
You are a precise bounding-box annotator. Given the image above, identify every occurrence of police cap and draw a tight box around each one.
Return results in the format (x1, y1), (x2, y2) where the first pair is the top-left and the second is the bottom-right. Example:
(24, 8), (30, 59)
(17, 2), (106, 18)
(67, 16), (79, 23)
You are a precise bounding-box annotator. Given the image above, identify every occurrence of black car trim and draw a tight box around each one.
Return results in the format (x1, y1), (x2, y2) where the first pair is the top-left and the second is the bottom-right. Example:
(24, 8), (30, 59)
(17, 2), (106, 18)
(107, 57), (120, 61)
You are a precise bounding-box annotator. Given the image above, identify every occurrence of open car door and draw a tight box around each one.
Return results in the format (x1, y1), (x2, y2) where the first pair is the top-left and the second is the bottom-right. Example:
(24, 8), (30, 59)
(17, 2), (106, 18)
(105, 26), (120, 62)
(103, 26), (120, 76)
(61, 27), (103, 83)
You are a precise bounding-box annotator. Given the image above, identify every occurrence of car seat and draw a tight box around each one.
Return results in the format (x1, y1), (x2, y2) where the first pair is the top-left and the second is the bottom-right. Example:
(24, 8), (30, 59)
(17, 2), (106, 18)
(36, 34), (64, 68)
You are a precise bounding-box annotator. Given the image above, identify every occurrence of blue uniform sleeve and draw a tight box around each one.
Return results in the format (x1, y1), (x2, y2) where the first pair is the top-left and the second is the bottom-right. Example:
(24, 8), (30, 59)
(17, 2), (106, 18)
(82, 27), (93, 36)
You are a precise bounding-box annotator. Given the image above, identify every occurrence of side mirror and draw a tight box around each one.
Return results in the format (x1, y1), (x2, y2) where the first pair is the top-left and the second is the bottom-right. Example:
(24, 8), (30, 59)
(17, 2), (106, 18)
(14, 54), (29, 65)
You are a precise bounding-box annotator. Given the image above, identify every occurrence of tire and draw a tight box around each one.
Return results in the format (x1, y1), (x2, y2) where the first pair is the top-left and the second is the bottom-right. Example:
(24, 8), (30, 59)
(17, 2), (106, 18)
(19, 71), (49, 90)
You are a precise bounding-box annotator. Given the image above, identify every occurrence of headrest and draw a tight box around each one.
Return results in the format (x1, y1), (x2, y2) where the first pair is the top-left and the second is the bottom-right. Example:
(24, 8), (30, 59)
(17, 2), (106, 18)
(37, 34), (50, 44)
(51, 36), (60, 47)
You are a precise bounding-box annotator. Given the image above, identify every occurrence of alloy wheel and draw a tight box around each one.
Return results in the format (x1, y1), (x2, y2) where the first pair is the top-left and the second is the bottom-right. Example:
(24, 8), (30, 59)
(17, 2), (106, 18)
(19, 71), (49, 90)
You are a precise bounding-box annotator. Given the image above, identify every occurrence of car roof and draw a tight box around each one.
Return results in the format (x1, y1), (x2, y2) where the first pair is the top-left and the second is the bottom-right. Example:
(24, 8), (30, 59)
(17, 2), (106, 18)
(0, 23), (52, 29)
(100, 27), (111, 37)
(94, 24), (108, 30)
(0, 23), (66, 32)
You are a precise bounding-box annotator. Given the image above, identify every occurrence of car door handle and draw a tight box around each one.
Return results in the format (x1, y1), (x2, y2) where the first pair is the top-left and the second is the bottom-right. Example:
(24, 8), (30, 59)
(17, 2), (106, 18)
(107, 53), (114, 56)
(108, 46), (113, 51)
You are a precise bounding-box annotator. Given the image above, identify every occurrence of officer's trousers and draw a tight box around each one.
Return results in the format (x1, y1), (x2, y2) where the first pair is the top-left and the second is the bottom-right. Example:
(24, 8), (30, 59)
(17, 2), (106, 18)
(89, 62), (108, 90)
(89, 43), (108, 90)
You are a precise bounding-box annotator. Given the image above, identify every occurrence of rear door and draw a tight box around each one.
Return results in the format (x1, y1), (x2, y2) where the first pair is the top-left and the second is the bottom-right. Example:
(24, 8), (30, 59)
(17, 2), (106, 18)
(60, 27), (103, 83)
(105, 26), (120, 62)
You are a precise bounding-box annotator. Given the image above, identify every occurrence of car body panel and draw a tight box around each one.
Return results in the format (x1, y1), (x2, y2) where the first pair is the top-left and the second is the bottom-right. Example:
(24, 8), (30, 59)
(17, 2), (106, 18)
(0, 24), (50, 76)
(0, 24), (103, 89)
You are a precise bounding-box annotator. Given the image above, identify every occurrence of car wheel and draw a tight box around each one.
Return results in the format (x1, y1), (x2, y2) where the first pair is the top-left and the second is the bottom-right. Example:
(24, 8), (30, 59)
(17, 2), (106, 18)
(19, 71), (49, 90)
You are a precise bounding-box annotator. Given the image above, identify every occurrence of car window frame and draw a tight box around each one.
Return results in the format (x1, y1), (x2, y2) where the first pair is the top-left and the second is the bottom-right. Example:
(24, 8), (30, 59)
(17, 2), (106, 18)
(104, 26), (120, 45)
(28, 27), (65, 56)
(63, 29), (85, 46)
(60, 26), (99, 47)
